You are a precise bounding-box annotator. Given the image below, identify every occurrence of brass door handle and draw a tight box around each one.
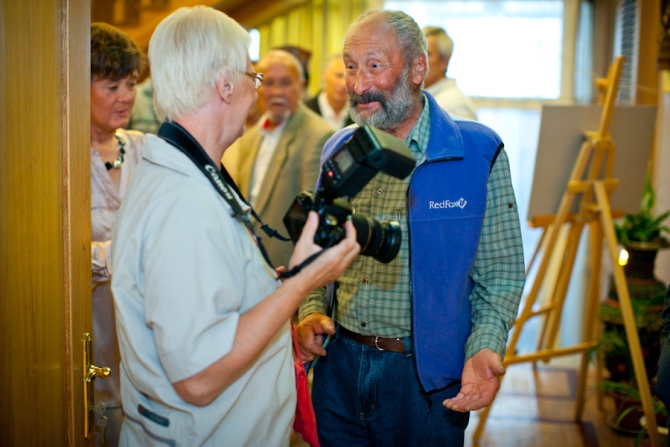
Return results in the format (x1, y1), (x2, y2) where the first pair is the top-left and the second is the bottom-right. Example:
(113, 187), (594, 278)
(83, 333), (111, 440)
(86, 364), (111, 382)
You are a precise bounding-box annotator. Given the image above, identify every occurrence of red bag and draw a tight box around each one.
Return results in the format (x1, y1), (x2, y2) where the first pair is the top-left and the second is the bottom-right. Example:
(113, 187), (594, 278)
(291, 321), (321, 447)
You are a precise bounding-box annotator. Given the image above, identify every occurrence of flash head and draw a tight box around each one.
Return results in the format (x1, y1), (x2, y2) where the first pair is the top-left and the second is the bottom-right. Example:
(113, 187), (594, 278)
(318, 126), (416, 200)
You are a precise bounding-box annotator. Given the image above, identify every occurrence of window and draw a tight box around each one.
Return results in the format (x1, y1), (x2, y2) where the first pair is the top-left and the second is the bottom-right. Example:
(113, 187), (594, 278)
(249, 29), (261, 62)
(384, 0), (566, 100)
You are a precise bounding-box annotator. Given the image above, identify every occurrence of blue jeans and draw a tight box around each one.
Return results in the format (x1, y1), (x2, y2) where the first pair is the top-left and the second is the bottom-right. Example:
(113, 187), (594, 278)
(312, 326), (469, 447)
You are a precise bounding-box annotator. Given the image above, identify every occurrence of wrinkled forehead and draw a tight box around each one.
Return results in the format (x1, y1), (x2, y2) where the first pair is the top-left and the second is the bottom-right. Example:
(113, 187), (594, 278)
(345, 17), (391, 46)
(344, 19), (400, 61)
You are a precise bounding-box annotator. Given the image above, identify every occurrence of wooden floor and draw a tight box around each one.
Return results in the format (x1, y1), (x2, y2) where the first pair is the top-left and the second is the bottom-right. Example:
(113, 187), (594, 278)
(466, 358), (666, 447)
(293, 356), (668, 446)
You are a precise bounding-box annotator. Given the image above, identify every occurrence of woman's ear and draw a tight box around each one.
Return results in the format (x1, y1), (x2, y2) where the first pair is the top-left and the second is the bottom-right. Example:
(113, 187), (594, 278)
(216, 72), (235, 104)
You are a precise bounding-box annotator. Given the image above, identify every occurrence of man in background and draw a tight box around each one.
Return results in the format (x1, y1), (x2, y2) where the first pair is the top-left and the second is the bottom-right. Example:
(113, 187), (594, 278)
(305, 54), (354, 130)
(221, 60), (263, 180)
(423, 26), (477, 120)
(234, 50), (334, 269)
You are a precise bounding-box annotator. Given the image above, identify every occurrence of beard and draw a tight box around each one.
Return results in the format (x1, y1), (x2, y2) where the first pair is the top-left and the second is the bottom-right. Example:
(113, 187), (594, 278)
(266, 97), (293, 124)
(347, 67), (416, 130)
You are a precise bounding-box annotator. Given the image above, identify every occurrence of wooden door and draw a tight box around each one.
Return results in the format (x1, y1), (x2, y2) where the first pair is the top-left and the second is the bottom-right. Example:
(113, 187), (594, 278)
(0, 0), (92, 445)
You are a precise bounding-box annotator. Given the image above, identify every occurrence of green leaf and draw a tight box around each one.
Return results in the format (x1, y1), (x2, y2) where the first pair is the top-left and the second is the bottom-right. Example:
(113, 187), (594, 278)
(633, 427), (646, 447)
(613, 171), (670, 243)
(616, 405), (642, 426)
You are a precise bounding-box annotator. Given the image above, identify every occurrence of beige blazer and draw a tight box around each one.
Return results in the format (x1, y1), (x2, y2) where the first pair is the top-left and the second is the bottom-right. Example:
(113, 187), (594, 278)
(235, 105), (334, 268)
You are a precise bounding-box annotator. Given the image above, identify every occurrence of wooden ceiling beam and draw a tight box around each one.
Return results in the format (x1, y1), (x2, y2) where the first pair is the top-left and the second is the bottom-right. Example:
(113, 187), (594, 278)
(96, 0), (309, 57)
(224, 0), (309, 29)
(114, 0), (222, 50)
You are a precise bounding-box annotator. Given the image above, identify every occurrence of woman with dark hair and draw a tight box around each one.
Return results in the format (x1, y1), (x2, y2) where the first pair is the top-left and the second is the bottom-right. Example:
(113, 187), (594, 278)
(89, 22), (145, 447)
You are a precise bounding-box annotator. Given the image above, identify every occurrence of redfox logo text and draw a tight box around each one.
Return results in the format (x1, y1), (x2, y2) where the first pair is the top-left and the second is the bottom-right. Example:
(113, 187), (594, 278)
(429, 198), (468, 209)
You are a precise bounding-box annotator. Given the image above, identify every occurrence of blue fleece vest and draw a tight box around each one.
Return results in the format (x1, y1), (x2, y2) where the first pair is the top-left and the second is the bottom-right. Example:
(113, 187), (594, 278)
(320, 93), (502, 392)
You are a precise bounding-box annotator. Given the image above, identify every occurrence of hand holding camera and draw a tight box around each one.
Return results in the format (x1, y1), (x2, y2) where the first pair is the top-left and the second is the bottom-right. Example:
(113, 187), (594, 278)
(283, 126), (416, 264)
(284, 210), (360, 290)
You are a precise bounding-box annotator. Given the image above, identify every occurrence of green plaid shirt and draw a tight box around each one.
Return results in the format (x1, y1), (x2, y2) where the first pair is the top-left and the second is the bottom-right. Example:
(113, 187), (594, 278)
(299, 95), (525, 360)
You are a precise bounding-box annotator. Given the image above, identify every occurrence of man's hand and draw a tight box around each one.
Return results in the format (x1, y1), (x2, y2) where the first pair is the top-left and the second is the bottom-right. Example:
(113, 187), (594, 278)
(295, 312), (335, 362)
(443, 348), (505, 412)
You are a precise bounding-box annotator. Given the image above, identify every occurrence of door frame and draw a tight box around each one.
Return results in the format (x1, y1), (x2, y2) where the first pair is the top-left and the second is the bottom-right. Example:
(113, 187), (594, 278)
(0, 1), (92, 445)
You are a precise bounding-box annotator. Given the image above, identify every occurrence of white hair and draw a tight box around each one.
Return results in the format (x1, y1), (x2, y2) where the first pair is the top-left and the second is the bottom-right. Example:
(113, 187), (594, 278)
(258, 50), (305, 82)
(149, 6), (250, 121)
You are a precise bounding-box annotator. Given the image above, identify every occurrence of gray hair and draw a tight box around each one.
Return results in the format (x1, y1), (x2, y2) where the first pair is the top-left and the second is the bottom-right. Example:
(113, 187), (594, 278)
(258, 50), (305, 82)
(423, 26), (454, 60)
(352, 10), (427, 68)
(149, 6), (250, 121)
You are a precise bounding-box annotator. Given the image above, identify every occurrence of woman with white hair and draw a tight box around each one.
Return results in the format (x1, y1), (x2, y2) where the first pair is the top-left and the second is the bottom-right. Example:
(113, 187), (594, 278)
(111, 6), (359, 446)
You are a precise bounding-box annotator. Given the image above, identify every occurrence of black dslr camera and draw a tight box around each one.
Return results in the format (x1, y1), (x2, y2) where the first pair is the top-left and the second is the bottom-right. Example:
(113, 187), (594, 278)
(282, 126), (416, 263)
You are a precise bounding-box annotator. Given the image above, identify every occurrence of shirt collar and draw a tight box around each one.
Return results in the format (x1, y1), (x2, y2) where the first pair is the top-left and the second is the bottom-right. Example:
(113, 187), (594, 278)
(258, 113), (289, 137)
(425, 78), (457, 97)
(144, 134), (252, 215)
(317, 92), (349, 124)
(404, 94), (430, 163)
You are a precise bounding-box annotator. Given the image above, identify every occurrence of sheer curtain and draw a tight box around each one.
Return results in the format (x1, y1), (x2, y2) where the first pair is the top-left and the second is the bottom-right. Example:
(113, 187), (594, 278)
(256, 0), (370, 95)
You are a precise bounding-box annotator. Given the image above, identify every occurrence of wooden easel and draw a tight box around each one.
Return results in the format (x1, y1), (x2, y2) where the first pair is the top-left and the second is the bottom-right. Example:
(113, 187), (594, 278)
(472, 56), (661, 447)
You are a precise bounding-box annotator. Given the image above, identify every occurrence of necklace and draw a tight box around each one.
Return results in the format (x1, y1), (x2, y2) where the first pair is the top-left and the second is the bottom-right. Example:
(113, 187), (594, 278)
(105, 131), (126, 170)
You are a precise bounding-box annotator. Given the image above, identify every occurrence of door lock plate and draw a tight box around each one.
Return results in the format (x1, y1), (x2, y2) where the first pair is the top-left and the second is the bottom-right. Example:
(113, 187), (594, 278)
(83, 333), (111, 440)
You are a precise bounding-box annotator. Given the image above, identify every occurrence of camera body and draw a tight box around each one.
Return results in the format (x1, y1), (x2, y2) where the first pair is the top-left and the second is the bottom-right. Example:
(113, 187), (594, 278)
(287, 192), (352, 248)
(283, 126), (416, 263)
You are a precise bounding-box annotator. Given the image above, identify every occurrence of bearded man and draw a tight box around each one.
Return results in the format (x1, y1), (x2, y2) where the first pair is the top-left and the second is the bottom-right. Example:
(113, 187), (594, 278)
(296, 10), (525, 447)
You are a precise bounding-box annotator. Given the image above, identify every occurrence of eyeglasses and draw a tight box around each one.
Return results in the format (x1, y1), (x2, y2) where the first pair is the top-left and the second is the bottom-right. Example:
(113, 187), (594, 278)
(244, 72), (264, 90)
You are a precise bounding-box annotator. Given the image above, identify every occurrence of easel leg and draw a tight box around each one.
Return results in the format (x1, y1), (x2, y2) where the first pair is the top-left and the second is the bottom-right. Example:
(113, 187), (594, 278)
(595, 181), (660, 447)
(534, 223), (570, 356)
(526, 224), (548, 277)
(574, 221), (603, 421)
(540, 222), (585, 360)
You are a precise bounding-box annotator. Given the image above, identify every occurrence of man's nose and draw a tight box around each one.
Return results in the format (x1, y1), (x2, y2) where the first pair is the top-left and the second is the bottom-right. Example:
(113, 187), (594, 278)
(351, 71), (370, 95)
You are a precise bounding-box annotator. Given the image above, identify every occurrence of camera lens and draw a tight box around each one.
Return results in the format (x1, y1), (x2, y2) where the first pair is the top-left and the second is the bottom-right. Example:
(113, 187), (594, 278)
(351, 214), (402, 263)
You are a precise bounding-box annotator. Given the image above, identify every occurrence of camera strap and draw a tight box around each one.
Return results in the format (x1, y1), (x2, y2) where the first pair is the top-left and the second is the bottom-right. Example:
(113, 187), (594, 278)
(158, 122), (290, 240)
(157, 121), (283, 269)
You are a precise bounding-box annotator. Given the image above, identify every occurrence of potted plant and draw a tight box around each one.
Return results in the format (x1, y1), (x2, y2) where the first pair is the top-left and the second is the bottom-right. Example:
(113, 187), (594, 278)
(599, 173), (670, 433)
(614, 172), (670, 247)
(600, 380), (667, 445)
